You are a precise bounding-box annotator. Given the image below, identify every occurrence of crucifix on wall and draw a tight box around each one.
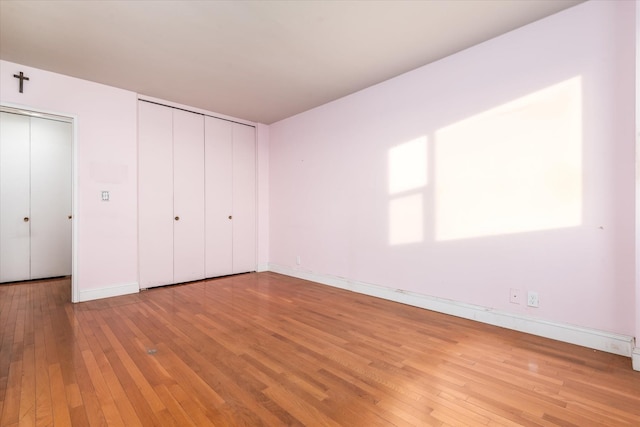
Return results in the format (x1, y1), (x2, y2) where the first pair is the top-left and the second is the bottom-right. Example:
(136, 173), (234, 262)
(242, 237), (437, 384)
(13, 71), (30, 93)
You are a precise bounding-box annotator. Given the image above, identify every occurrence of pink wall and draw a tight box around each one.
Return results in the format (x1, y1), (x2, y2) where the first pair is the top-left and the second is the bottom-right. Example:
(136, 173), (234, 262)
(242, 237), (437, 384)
(269, 1), (636, 335)
(0, 60), (138, 297)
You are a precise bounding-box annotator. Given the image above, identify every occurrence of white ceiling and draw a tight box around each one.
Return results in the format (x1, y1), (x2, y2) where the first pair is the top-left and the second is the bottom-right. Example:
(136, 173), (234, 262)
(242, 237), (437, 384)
(0, 0), (583, 124)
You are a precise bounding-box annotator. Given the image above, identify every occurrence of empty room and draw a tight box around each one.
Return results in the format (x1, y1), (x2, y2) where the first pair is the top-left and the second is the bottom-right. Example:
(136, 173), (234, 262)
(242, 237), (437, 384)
(1, 0), (639, 425)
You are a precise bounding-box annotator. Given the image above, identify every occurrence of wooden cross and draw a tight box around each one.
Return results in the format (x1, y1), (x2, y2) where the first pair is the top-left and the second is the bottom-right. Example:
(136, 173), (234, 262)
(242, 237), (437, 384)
(13, 71), (30, 93)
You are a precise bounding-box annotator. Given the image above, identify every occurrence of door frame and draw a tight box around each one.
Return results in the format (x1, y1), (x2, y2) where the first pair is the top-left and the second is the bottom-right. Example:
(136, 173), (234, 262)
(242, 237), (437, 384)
(1, 103), (78, 302)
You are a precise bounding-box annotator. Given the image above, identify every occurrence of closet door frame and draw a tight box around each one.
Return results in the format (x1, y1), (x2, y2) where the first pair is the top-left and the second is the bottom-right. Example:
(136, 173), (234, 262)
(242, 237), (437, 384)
(1, 103), (78, 302)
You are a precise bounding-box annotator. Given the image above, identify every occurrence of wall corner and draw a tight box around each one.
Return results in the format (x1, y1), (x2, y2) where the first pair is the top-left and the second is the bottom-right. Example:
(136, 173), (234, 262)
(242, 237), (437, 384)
(256, 123), (270, 270)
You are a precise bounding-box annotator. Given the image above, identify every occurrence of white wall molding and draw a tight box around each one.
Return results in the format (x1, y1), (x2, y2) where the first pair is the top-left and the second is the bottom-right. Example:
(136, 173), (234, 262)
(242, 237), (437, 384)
(78, 282), (139, 302)
(633, 345), (640, 371)
(268, 264), (634, 358)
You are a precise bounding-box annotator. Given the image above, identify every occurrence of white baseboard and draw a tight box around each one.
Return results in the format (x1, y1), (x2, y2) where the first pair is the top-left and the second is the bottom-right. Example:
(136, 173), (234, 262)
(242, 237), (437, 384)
(256, 263), (269, 272)
(633, 346), (640, 371)
(268, 264), (635, 358)
(78, 282), (139, 302)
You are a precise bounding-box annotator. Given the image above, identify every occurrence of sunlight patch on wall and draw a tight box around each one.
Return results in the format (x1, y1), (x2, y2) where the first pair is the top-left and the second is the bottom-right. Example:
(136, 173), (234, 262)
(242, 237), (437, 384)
(389, 137), (428, 193)
(389, 194), (424, 245)
(388, 136), (427, 245)
(435, 76), (582, 242)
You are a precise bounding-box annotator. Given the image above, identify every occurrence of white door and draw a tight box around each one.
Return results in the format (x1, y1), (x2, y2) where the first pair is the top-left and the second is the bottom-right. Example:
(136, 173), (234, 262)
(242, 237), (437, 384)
(204, 119), (256, 276)
(232, 123), (256, 274)
(30, 117), (72, 279)
(138, 102), (174, 288)
(0, 112), (31, 282)
(173, 109), (205, 283)
(204, 117), (233, 277)
(0, 111), (72, 283)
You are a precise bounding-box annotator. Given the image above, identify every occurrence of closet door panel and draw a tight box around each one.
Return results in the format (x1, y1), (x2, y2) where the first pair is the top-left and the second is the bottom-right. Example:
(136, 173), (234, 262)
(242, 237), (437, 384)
(232, 124), (256, 274)
(138, 102), (174, 288)
(30, 118), (72, 279)
(173, 110), (205, 283)
(0, 112), (31, 282)
(204, 117), (233, 277)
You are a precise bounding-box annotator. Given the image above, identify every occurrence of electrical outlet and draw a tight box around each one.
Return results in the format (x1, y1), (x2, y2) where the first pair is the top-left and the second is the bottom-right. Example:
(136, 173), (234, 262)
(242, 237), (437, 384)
(509, 288), (520, 304)
(527, 291), (539, 308)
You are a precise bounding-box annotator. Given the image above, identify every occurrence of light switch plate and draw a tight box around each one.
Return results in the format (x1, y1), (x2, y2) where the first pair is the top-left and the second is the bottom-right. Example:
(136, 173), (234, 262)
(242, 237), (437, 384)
(101, 191), (109, 201)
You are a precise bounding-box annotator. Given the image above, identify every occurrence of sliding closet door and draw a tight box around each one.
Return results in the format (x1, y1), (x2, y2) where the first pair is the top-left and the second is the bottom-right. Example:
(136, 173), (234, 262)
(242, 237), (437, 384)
(140, 104), (256, 286)
(204, 117), (233, 277)
(30, 117), (72, 279)
(232, 123), (256, 274)
(173, 110), (205, 283)
(204, 118), (256, 276)
(0, 111), (72, 283)
(0, 112), (31, 282)
(138, 102), (174, 288)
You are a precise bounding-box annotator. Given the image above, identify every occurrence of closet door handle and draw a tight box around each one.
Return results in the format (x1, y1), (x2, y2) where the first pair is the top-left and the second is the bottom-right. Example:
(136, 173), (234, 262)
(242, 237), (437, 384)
(68, 215), (72, 219)
(175, 216), (180, 221)
(23, 217), (29, 222)
(228, 215), (232, 220)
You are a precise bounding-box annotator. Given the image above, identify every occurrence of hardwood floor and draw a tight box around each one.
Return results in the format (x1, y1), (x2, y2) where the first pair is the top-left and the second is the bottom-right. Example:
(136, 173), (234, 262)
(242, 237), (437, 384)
(1, 272), (639, 426)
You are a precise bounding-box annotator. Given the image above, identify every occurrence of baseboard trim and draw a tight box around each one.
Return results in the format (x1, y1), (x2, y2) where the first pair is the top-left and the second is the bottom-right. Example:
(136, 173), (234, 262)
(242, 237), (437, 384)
(632, 346), (640, 371)
(78, 282), (139, 302)
(256, 263), (269, 273)
(268, 264), (634, 358)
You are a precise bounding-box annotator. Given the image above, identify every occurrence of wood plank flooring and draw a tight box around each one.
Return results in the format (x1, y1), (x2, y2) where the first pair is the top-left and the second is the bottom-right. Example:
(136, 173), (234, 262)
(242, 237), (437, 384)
(1, 272), (639, 426)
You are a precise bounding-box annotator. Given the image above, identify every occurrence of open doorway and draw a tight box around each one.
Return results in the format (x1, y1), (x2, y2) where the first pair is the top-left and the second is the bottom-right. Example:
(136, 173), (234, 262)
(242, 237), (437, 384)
(0, 106), (76, 301)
